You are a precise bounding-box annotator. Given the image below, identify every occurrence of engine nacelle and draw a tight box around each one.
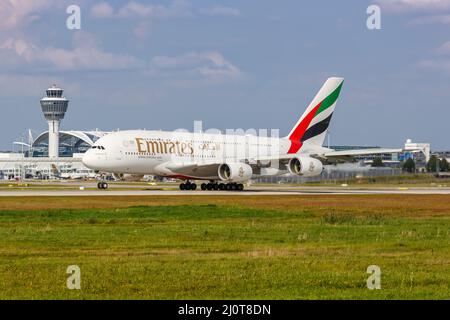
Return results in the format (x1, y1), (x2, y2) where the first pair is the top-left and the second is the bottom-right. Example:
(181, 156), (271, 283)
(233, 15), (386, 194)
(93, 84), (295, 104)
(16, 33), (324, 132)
(218, 163), (253, 182)
(288, 157), (323, 177)
(112, 173), (144, 182)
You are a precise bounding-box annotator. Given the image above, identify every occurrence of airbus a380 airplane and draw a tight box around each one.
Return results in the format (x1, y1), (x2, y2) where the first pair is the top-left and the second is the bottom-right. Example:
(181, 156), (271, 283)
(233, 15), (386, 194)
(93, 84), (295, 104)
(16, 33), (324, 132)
(82, 77), (404, 191)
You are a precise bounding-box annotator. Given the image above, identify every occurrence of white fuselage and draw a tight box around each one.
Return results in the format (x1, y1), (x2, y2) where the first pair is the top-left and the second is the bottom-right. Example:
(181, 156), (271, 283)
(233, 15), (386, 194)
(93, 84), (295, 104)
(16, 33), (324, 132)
(82, 130), (327, 180)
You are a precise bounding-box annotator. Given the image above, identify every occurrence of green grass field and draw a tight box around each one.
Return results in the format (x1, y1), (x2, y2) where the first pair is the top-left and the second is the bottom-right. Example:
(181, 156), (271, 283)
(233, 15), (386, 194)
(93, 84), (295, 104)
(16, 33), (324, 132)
(0, 195), (449, 299)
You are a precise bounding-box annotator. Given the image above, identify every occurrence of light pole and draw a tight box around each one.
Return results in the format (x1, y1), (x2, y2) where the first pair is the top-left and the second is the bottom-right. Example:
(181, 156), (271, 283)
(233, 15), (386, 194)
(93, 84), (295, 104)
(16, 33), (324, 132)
(436, 155), (440, 174)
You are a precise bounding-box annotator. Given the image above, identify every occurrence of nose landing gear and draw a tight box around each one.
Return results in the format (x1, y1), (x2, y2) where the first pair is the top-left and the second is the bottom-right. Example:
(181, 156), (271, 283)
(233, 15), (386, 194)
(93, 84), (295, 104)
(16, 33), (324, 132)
(97, 182), (109, 190)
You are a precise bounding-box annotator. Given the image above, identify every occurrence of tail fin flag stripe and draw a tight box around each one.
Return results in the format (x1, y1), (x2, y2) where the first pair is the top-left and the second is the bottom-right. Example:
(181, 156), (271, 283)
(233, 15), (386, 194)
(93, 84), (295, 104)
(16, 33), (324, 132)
(287, 78), (344, 154)
(286, 101), (322, 153)
(288, 102), (322, 143)
(301, 113), (333, 143)
(315, 82), (343, 116)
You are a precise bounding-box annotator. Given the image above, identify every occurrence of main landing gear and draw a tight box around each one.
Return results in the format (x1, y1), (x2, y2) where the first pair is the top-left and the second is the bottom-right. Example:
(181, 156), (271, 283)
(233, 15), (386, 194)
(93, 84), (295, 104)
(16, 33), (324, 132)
(179, 181), (244, 191)
(179, 182), (197, 190)
(201, 182), (244, 191)
(97, 182), (109, 190)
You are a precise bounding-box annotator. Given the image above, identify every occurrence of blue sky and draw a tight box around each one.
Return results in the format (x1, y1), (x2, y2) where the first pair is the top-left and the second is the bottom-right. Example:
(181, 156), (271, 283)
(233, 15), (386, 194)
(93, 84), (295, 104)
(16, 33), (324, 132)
(1, 0), (449, 150)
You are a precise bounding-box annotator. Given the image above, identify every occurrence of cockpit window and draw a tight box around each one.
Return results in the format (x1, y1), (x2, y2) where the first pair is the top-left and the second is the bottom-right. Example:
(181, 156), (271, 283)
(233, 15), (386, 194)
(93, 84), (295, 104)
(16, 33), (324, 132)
(92, 146), (105, 150)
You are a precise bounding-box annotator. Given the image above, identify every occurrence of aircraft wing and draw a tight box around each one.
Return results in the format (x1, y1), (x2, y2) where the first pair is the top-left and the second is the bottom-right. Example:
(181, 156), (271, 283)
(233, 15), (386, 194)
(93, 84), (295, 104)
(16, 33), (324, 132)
(164, 148), (407, 177)
(315, 148), (403, 163)
(322, 148), (402, 158)
(246, 148), (404, 164)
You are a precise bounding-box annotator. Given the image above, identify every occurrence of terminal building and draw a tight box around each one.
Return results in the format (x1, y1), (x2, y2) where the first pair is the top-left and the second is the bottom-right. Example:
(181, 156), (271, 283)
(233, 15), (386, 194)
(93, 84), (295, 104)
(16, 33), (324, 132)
(31, 130), (107, 158)
(331, 139), (431, 167)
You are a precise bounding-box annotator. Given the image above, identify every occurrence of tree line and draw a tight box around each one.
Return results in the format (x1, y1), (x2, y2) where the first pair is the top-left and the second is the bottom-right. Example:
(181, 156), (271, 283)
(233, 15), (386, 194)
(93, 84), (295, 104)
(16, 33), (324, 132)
(370, 155), (450, 173)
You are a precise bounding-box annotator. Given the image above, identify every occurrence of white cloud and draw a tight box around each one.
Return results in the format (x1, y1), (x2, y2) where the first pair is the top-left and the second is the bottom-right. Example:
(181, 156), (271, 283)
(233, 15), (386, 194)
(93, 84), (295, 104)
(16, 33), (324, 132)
(419, 59), (450, 74)
(90, 2), (114, 18)
(199, 6), (242, 17)
(43, 46), (142, 72)
(0, 73), (79, 97)
(376, 0), (450, 13)
(409, 14), (450, 24)
(0, 32), (143, 71)
(0, 0), (55, 31)
(377, 1), (450, 26)
(90, 0), (193, 19)
(419, 40), (450, 74)
(119, 1), (170, 18)
(133, 21), (152, 39)
(0, 32), (242, 83)
(434, 41), (450, 54)
(150, 51), (242, 81)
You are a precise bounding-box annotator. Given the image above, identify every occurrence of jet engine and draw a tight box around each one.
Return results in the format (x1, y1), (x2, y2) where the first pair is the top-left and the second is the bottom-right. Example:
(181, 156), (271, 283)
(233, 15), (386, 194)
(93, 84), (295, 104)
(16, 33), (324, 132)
(112, 173), (144, 182)
(218, 163), (253, 182)
(287, 157), (323, 177)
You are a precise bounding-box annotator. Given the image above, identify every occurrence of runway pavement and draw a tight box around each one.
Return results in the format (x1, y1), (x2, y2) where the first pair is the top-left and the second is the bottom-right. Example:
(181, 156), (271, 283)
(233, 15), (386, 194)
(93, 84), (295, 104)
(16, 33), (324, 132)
(1, 185), (450, 196)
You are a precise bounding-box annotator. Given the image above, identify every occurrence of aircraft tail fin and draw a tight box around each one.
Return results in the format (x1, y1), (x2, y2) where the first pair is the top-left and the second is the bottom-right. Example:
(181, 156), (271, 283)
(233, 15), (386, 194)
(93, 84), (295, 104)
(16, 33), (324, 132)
(287, 77), (344, 151)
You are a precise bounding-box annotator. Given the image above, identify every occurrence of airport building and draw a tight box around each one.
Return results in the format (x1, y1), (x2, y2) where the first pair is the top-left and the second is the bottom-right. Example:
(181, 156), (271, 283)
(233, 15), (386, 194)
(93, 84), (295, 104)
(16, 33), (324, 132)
(31, 130), (107, 158)
(40, 85), (69, 158)
(36, 85), (109, 158)
(434, 151), (450, 163)
(332, 139), (431, 167)
(0, 85), (110, 180)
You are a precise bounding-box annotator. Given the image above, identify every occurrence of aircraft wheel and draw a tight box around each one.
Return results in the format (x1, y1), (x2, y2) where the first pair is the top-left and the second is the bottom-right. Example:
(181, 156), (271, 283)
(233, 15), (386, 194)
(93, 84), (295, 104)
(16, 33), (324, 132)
(226, 183), (233, 191)
(219, 183), (226, 191)
(97, 182), (102, 189)
(102, 182), (108, 190)
(201, 183), (207, 191)
(206, 183), (213, 191)
(213, 183), (219, 191)
(191, 183), (197, 191)
(179, 183), (185, 190)
(237, 183), (244, 191)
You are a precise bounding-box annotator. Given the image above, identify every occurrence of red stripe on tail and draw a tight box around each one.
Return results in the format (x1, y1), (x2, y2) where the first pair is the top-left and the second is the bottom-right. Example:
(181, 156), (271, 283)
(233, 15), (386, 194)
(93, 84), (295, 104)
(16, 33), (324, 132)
(287, 102), (321, 154)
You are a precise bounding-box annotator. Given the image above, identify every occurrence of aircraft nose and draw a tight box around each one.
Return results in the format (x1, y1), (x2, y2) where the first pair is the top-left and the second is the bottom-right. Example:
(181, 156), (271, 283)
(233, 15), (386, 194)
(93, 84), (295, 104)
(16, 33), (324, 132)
(82, 151), (97, 169)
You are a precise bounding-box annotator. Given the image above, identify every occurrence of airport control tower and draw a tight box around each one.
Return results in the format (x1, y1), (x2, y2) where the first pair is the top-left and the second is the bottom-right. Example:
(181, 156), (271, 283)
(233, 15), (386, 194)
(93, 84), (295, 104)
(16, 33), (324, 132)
(40, 85), (69, 158)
